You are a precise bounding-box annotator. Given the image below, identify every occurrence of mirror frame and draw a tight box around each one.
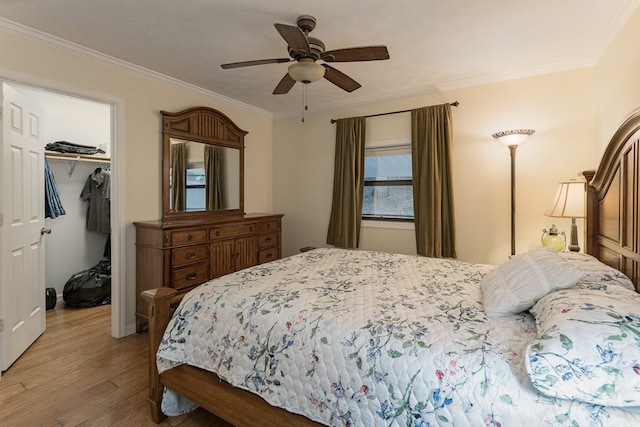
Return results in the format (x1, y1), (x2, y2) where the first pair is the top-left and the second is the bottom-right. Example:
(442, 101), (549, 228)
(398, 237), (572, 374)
(161, 106), (247, 221)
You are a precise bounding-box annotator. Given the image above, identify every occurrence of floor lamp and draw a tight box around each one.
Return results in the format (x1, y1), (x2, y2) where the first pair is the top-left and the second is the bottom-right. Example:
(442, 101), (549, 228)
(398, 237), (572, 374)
(544, 180), (585, 251)
(492, 129), (535, 256)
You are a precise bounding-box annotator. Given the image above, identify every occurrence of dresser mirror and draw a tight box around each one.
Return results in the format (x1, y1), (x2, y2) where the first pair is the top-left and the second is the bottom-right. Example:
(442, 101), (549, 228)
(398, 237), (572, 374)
(161, 107), (247, 221)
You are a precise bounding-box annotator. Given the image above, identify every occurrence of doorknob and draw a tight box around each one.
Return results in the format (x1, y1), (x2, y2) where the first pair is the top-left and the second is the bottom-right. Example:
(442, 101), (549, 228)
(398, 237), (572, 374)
(40, 228), (51, 235)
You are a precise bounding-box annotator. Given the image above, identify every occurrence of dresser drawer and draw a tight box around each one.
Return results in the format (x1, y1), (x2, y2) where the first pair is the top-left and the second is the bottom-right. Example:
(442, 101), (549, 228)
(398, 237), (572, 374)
(171, 243), (208, 268)
(171, 263), (209, 290)
(171, 229), (207, 245)
(255, 220), (280, 233)
(257, 232), (279, 249)
(258, 247), (279, 264)
(210, 223), (256, 239)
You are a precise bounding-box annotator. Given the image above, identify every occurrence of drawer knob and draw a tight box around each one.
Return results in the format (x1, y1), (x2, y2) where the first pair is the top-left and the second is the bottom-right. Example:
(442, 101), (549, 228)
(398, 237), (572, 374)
(266, 253), (273, 259)
(186, 252), (197, 259)
(265, 237), (272, 243)
(186, 273), (197, 280)
(188, 234), (193, 241)
(216, 231), (220, 237)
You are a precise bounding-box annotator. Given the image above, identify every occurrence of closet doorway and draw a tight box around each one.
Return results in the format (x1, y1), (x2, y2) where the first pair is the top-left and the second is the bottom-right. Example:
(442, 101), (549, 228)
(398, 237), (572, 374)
(0, 78), (124, 353)
(27, 88), (112, 312)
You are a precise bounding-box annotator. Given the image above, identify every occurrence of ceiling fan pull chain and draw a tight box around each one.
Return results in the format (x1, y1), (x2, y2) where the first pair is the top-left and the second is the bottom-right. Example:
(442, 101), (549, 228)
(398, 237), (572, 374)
(302, 83), (308, 122)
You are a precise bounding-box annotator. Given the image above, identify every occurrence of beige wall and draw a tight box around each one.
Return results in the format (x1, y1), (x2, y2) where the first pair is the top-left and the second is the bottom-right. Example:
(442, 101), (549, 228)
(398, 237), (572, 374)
(274, 69), (598, 265)
(595, 6), (640, 155)
(0, 30), (274, 332)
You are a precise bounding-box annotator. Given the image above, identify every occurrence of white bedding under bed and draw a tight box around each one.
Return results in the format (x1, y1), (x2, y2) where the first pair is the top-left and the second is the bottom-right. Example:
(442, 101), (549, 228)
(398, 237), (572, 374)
(156, 247), (640, 426)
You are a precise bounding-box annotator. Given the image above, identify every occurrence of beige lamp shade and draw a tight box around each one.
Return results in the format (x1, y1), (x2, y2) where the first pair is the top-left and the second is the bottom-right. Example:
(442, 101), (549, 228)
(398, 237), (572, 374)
(545, 181), (585, 218)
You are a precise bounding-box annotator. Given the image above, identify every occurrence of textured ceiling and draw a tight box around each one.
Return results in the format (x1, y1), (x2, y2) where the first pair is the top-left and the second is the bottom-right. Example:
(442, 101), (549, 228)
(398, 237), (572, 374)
(0, 0), (637, 117)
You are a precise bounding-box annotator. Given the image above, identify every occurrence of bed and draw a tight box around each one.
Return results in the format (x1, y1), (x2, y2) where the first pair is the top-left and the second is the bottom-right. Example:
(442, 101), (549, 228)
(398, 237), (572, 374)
(143, 108), (640, 426)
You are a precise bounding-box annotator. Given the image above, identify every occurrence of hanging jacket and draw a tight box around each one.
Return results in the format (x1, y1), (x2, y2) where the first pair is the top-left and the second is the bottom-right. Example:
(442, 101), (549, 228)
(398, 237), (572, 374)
(45, 157), (66, 219)
(80, 167), (110, 233)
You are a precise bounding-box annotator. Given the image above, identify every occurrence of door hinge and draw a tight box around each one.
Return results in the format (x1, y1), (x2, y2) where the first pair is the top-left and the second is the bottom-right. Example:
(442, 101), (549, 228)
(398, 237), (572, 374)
(0, 212), (3, 226)
(0, 319), (4, 332)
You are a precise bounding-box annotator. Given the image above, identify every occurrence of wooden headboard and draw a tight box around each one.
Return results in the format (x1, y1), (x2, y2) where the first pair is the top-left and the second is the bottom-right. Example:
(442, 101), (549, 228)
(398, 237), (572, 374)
(584, 107), (640, 292)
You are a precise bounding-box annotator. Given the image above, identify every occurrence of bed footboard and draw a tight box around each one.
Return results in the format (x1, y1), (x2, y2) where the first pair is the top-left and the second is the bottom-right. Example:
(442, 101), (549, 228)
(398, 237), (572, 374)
(141, 286), (324, 426)
(141, 287), (183, 423)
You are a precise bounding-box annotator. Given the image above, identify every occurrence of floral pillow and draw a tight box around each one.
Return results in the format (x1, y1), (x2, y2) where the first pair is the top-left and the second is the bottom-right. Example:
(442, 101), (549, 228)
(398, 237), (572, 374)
(480, 248), (584, 317)
(525, 286), (640, 407)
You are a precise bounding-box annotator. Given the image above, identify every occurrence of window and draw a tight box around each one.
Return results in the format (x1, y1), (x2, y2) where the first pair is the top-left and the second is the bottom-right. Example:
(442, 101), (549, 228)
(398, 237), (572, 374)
(185, 164), (205, 211)
(362, 144), (414, 221)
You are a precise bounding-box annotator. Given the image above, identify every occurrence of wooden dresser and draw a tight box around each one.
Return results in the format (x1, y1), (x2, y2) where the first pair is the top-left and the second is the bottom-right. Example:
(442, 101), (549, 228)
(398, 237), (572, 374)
(134, 213), (283, 331)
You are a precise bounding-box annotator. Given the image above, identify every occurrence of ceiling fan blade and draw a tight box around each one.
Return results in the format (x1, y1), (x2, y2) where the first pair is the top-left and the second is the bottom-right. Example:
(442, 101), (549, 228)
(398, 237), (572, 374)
(274, 23), (310, 54)
(273, 73), (296, 95)
(321, 45), (390, 62)
(322, 64), (361, 92)
(221, 58), (291, 69)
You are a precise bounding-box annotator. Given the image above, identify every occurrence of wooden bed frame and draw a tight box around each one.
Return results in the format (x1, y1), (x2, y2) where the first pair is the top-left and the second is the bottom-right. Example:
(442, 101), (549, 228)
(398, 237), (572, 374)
(584, 107), (640, 292)
(142, 108), (640, 425)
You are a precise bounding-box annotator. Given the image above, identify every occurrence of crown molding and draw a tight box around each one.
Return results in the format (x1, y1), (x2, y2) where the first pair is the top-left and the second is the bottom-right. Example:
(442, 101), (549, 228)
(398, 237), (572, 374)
(273, 57), (595, 119)
(590, 0), (640, 62)
(0, 17), (274, 119)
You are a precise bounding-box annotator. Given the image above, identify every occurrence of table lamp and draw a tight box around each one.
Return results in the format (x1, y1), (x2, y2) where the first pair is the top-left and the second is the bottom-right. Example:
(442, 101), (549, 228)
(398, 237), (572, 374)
(544, 180), (585, 252)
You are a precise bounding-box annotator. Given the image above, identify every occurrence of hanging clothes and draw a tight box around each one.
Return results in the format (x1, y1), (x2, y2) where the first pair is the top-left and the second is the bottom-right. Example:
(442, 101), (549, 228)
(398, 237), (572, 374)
(80, 167), (111, 233)
(45, 157), (66, 219)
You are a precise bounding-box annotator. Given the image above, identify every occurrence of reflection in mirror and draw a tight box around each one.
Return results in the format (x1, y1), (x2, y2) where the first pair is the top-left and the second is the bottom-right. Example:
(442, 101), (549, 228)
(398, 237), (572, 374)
(169, 138), (240, 212)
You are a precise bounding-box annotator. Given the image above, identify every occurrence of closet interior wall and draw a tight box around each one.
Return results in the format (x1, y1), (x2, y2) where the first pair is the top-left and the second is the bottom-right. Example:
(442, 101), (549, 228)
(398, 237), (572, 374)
(22, 87), (111, 300)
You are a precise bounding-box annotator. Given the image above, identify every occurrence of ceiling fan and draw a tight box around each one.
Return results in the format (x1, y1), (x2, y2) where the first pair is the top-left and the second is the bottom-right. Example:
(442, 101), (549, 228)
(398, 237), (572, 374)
(220, 15), (390, 95)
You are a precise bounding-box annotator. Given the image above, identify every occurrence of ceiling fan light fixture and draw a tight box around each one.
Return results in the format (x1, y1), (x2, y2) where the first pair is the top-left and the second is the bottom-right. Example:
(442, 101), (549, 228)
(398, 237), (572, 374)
(288, 62), (325, 83)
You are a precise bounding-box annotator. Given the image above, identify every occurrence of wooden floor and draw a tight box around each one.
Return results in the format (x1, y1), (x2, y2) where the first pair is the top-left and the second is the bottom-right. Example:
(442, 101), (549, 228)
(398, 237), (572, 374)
(0, 303), (232, 427)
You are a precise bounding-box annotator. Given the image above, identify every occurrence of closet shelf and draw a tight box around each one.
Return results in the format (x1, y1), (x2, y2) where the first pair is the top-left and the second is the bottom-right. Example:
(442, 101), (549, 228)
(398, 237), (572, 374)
(45, 151), (110, 177)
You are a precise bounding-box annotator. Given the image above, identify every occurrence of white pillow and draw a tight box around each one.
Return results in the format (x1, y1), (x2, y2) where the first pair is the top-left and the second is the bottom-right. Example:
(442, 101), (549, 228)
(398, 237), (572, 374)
(480, 248), (584, 317)
(558, 251), (635, 291)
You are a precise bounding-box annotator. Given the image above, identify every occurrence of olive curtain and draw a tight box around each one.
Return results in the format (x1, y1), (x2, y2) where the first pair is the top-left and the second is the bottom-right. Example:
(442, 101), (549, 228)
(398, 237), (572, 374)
(326, 117), (367, 248)
(205, 145), (223, 210)
(411, 104), (456, 258)
(170, 142), (186, 211)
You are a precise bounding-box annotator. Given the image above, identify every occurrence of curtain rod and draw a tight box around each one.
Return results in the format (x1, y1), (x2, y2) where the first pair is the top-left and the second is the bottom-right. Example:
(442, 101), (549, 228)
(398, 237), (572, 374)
(330, 101), (459, 124)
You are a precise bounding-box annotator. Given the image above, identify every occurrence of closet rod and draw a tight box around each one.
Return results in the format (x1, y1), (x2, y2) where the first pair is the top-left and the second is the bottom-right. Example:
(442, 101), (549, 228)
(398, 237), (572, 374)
(330, 101), (459, 124)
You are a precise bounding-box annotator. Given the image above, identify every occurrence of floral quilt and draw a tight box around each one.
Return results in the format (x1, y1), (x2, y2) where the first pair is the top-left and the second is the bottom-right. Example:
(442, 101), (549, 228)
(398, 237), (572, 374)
(156, 248), (640, 426)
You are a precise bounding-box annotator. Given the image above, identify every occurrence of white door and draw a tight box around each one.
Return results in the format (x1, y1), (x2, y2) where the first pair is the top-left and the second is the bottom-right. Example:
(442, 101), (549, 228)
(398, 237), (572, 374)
(0, 82), (46, 374)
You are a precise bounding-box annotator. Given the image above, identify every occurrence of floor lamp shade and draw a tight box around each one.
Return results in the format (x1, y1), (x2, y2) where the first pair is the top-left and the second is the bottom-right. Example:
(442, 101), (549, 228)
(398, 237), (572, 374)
(544, 181), (585, 251)
(492, 129), (535, 147)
